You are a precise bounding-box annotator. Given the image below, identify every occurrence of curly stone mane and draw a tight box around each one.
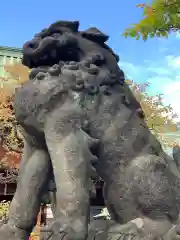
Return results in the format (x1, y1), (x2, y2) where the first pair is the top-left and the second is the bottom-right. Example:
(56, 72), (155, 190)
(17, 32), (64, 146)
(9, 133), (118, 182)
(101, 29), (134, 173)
(21, 20), (127, 96)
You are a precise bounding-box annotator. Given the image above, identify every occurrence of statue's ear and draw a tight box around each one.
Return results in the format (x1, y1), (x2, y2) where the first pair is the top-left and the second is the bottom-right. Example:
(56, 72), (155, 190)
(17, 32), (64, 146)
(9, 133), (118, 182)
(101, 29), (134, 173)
(81, 27), (109, 43)
(49, 20), (80, 33)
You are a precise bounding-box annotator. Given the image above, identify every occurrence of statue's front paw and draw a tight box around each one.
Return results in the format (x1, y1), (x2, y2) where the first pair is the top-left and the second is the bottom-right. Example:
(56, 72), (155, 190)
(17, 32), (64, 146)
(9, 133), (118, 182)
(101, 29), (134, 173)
(41, 220), (87, 240)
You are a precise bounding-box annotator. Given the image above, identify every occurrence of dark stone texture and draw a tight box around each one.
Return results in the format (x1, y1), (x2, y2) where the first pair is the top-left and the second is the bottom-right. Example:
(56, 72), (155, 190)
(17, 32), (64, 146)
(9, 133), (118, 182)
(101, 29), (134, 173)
(40, 219), (143, 240)
(1, 20), (180, 240)
(40, 218), (180, 240)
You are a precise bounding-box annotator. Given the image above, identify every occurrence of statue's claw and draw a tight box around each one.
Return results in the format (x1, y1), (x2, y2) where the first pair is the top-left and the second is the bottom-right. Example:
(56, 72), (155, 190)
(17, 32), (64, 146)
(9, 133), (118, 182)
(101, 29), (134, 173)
(41, 220), (87, 240)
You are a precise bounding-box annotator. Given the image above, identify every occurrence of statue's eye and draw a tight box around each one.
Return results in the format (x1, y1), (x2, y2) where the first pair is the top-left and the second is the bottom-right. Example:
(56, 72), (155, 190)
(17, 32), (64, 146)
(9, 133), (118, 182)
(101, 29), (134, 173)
(52, 32), (61, 38)
(29, 43), (37, 49)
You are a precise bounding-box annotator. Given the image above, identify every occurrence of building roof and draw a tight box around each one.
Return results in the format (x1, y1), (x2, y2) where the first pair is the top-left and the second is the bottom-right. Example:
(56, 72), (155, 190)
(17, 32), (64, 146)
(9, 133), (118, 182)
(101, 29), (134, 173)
(0, 45), (22, 58)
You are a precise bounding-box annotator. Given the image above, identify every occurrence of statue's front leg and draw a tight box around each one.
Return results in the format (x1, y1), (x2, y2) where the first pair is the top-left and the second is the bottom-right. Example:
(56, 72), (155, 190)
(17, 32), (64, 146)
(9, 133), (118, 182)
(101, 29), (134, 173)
(0, 140), (51, 240)
(44, 107), (99, 240)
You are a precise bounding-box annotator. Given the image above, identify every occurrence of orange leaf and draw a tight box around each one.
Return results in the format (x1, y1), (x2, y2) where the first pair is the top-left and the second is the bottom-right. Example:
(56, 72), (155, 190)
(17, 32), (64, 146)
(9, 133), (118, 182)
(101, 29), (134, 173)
(146, 6), (154, 15)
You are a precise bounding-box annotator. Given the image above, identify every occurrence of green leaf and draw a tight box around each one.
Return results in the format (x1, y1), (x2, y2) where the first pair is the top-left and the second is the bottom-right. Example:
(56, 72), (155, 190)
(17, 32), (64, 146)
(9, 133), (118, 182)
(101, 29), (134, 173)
(161, 31), (168, 38)
(136, 34), (141, 40)
(142, 33), (148, 40)
(150, 32), (155, 38)
(123, 0), (180, 40)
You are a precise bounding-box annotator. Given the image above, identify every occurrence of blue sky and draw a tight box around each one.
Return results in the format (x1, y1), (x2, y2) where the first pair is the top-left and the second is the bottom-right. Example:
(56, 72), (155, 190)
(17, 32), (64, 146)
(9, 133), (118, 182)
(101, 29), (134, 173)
(0, 0), (179, 118)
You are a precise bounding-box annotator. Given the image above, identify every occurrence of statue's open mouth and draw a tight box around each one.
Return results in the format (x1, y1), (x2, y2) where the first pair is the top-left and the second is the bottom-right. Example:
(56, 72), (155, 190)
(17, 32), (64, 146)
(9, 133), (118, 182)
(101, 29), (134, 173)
(22, 32), (79, 68)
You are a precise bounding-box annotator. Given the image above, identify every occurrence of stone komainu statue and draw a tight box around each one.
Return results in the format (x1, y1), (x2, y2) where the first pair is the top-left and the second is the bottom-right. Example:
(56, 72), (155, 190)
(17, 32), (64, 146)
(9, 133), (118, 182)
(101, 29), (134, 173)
(1, 20), (180, 240)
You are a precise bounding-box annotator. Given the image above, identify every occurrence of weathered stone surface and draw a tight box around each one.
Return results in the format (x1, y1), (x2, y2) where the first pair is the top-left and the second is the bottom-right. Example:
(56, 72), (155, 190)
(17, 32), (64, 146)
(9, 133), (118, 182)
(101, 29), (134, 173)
(1, 20), (180, 240)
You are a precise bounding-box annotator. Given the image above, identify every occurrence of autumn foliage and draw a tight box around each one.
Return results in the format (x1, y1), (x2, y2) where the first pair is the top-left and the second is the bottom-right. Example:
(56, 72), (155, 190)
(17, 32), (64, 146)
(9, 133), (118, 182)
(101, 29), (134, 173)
(0, 201), (10, 222)
(123, 0), (180, 40)
(126, 80), (179, 147)
(0, 63), (28, 168)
